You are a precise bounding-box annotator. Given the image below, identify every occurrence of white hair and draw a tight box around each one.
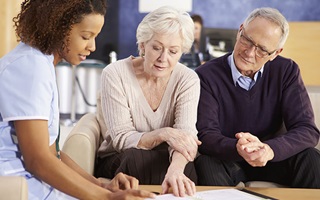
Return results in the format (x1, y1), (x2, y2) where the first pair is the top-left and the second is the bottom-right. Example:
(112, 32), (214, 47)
(136, 6), (194, 55)
(243, 7), (289, 48)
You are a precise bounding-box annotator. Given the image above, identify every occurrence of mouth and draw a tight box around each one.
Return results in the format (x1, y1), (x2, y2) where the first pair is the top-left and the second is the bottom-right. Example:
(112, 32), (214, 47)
(154, 65), (166, 71)
(79, 54), (88, 61)
(240, 54), (254, 64)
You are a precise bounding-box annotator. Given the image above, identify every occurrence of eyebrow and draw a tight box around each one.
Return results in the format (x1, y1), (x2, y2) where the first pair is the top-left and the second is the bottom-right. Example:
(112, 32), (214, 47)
(246, 34), (269, 51)
(153, 40), (181, 48)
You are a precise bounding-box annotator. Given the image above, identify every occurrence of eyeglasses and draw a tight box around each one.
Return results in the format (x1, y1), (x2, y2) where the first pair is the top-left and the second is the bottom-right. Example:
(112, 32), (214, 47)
(239, 28), (277, 58)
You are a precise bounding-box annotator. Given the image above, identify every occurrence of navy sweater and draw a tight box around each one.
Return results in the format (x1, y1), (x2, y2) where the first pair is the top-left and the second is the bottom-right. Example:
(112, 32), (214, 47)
(195, 53), (319, 162)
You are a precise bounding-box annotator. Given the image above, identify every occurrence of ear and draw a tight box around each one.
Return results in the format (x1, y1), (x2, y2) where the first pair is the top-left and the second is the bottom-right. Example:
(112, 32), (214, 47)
(140, 42), (145, 51)
(269, 48), (283, 61)
(239, 24), (244, 32)
(139, 43), (145, 56)
(238, 24), (244, 37)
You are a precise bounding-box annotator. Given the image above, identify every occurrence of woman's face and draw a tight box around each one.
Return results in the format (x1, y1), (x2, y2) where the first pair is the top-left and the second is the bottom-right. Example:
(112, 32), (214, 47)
(141, 32), (183, 78)
(58, 13), (104, 65)
(194, 21), (202, 42)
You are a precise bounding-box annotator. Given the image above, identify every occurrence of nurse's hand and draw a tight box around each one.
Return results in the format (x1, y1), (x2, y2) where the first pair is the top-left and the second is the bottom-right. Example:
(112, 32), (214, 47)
(102, 172), (139, 191)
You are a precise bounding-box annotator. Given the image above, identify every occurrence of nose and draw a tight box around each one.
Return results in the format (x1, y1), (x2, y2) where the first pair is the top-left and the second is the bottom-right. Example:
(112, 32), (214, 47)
(245, 44), (256, 56)
(158, 50), (168, 62)
(87, 38), (96, 52)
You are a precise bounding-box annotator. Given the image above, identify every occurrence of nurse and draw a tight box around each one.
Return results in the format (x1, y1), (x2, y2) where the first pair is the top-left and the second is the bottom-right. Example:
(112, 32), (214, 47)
(0, 0), (154, 199)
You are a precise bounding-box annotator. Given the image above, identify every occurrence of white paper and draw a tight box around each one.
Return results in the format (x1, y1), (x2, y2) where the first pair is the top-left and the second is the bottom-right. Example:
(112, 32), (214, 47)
(146, 188), (267, 200)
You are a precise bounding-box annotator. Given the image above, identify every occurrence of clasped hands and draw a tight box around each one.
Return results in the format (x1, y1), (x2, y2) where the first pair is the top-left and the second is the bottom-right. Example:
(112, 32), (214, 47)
(236, 132), (274, 167)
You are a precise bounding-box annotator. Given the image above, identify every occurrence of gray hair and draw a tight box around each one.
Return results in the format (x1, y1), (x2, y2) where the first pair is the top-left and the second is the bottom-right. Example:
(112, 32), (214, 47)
(243, 7), (289, 48)
(136, 6), (194, 55)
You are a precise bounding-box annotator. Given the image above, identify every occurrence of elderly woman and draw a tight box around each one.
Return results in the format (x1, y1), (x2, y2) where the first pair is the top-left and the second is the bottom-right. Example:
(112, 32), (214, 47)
(95, 6), (201, 197)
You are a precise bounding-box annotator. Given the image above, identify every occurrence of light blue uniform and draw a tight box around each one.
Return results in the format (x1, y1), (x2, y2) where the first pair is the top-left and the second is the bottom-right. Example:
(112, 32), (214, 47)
(0, 43), (76, 199)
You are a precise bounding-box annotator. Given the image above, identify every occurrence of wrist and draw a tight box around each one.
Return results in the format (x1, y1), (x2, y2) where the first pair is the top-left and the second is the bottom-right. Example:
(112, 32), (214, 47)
(167, 164), (185, 176)
(159, 127), (170, 142)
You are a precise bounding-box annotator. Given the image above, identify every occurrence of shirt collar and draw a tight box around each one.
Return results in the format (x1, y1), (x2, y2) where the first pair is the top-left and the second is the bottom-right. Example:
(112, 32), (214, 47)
(227, 52), (264, 86)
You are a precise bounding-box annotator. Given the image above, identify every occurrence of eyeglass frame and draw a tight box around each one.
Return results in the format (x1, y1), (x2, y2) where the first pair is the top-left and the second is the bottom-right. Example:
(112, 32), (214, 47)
(239, 28), (278, 58)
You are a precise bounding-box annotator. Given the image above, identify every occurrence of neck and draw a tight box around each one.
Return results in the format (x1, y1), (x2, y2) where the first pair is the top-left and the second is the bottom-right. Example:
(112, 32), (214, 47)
(53, 52), (62, 66)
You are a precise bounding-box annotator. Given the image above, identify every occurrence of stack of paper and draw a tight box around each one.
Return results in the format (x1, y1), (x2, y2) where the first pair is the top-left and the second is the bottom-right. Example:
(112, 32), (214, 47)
(146, 188), (275, 200)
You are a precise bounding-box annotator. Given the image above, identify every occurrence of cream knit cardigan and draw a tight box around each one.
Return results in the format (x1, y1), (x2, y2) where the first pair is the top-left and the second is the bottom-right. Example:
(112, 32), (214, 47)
(97, 56), (200, 158)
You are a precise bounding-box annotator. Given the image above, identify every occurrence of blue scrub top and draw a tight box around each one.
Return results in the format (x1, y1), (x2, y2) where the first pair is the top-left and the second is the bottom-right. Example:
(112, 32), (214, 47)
(0, 43), (75, 199)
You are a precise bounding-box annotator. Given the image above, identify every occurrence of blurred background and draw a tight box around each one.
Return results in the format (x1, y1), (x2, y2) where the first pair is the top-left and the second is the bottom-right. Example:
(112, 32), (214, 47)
(1, 0), (319, 131)
(2, 1), (320, 62)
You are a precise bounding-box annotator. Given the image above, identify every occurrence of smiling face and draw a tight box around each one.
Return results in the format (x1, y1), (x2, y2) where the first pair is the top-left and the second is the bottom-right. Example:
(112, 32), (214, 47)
(141, 32), (183, 78)
(54, 13), (104, 65)
(233, 17), (283, 78)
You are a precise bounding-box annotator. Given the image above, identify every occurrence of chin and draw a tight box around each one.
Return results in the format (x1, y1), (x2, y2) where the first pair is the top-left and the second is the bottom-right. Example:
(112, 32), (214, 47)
(67, 59), (81, 66)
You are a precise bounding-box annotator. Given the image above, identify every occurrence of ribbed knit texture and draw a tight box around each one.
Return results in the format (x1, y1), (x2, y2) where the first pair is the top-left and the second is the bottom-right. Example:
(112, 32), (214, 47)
(97, 57), (200, 158)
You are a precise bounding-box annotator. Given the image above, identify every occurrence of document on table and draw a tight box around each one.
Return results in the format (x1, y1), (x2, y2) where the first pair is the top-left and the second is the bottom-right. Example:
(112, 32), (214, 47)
(146, 188), (275, 200)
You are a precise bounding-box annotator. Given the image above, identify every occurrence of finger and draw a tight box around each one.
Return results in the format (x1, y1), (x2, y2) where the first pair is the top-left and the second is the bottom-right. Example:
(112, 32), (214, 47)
(189, 134), (202, 146)
(184, 180), (196, 196)
(170, 180), (180, 197)
(127, 175), (139, 190)
(177, 179), (186, 197)
(131, 190), (156, 198)
(180, 149), (192, 161)
(237, 137), (250, 145)
(235, 132), (244, 139)
(241, 141), (263, 151)
(240, 133), (258, 142)
(244, 146), (261, 153)
(246, 148), (266, 161)
(118, 189), (156, 199)
(161, 181), (169, 194)
(196, 139), (202, 145)
(117, 173), (132, 190)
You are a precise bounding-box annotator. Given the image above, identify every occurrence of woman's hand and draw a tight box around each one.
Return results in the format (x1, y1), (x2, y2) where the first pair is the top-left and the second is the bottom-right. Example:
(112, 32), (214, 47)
(163, 128), (201, 161)
(161, 167), (196, 197)
(102, 172), (139, 192)
(161, 152), (196, 197)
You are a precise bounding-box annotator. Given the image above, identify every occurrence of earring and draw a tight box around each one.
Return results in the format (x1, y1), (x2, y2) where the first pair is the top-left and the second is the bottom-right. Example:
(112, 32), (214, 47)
(141, 52), (145, 57)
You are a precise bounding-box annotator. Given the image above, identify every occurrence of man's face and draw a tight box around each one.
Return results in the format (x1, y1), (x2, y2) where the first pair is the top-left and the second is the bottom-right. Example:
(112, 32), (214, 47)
(233, 17), (283, 78)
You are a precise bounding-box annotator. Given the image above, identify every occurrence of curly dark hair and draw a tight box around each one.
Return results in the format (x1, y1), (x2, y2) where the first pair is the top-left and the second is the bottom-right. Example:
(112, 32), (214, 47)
(13, 0), (107, 55)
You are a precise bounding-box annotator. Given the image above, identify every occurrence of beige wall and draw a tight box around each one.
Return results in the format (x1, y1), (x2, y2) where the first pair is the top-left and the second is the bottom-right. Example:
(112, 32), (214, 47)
(281, 21), (320, 86)
(0, 0), (22, 57)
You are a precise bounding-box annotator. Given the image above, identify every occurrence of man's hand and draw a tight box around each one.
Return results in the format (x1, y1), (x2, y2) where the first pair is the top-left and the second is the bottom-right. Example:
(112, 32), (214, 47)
(236, 132), (274, 167)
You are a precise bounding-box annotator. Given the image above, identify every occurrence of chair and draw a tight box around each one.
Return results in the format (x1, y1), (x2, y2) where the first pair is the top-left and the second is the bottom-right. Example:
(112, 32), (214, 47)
(0, 176), (28, 200)
(62, 112), (101, 175)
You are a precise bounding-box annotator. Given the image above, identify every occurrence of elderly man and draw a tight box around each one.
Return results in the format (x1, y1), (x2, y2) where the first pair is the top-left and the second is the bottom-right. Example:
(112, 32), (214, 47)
(195, 7), (320, 188)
